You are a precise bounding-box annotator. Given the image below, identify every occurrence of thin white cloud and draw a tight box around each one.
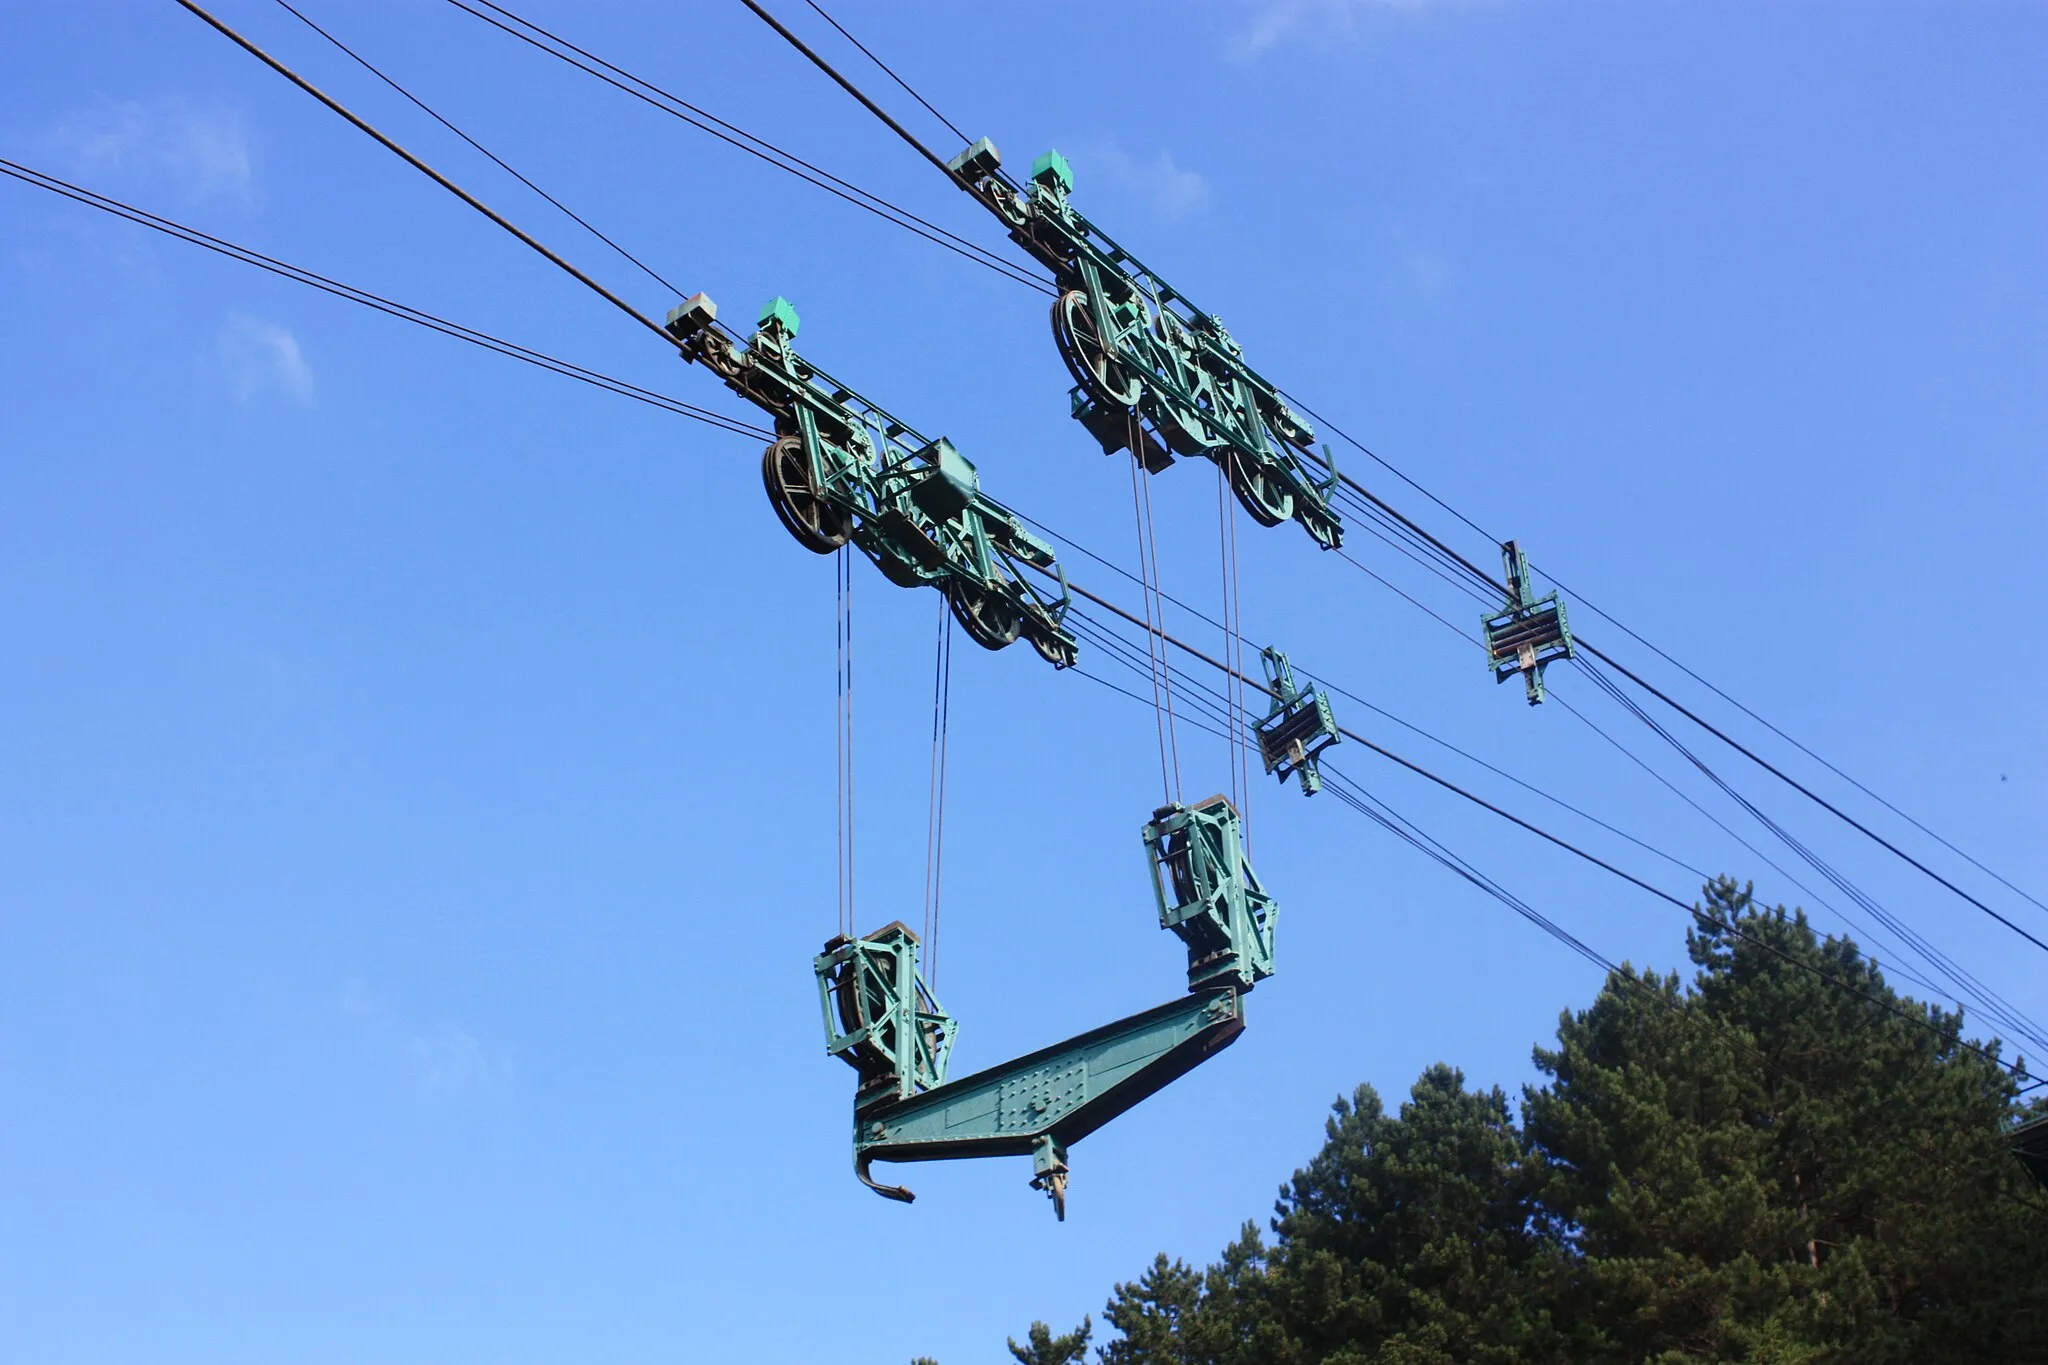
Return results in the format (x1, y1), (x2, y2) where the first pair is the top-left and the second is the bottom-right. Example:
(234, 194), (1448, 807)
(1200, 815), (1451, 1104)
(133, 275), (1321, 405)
(1081, 143), (1212, 221)
(338, 979), (513, 1103)
(405, 1027), (513, 1100)
(219, 312), (314, 404)
(44, 96), (255, 206)
(1235, 0), (1431, 56)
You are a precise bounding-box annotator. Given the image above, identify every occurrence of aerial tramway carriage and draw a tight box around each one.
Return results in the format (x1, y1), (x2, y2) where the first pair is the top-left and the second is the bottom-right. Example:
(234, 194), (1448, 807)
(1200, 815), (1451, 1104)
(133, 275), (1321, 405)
(814, 796), (1273, 1220)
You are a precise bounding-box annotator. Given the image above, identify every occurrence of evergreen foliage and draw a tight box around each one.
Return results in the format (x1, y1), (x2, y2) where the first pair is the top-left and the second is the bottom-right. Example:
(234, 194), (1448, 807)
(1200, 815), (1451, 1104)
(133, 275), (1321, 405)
(1008, 1317), (1092, 1364)
(1001, 880), (2048, 1364)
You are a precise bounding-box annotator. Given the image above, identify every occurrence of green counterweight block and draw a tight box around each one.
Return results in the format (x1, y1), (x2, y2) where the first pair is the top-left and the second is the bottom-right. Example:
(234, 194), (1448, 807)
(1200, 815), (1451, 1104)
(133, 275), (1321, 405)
(1481, 540), (1574, 705)
(1144, 796), (1278, 993)
(1254, 647), (1340, 795)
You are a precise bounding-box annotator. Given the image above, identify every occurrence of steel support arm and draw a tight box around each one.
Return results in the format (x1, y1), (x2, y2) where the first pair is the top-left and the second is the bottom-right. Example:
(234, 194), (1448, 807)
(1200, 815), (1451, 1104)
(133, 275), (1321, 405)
(853, 987), (1244, 1216)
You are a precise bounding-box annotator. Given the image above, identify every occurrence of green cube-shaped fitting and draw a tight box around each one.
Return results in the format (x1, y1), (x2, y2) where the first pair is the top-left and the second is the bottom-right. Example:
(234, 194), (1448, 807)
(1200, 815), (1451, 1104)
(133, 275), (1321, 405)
(948, 136), (1003, 181)
(908, 438), (979, 520)
(664, 291), (717, 337)
(1031, 148), (1074, 196)
(757, 295), (801, 338)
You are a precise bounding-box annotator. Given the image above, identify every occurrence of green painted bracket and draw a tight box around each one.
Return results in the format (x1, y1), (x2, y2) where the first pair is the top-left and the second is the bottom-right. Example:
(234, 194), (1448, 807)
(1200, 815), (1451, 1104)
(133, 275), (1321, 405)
(1254, 647), (1340, 795)
(1481, 540), (1574, 705)
(853, 987), (1244, 1219)
(1144, 796), (1278, 992)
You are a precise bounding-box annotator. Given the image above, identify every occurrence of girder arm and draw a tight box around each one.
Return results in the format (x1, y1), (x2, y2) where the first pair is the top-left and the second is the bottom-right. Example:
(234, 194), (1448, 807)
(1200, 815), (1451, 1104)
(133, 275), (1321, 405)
(854, 987), (1244, 1218)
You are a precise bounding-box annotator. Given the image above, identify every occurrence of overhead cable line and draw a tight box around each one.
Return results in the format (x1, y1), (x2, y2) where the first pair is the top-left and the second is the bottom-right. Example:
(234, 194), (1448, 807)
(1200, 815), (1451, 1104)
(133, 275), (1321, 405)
(727, 0), (2045, 941)
(734, 0), (962, 186)
(1013, 508), (1713, 885)
(1573, 663), (2048, 1053)
(799, 0), (971, 148)
(445, 0), (1053, 297)
(172, 0), (690, 355)
(271, 0), (684, 297)
(1547, 682), (1963, 1008)
(1038, 567), (2034, 1082)
(175, 0), (2036, 1080)
(1067, 603), (2033, 1088)
(1564, 582), (2048, 919)
(0, 158), (768, 440)
(1576, 644), (2048, 956)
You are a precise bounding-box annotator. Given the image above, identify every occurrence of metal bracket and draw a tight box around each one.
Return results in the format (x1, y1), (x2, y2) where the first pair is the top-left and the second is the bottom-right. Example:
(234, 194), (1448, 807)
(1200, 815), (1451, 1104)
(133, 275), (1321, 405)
(1144, 796), (1278, 992)
(1254, 647), (1340, 795)
(1481, 540), (1573, 705)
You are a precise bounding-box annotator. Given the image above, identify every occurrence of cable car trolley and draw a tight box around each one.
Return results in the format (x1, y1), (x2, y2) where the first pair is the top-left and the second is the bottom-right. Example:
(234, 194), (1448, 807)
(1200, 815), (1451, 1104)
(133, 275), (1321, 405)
(1482, 540), (1574, 704)
(814, 796), (1274, 1220)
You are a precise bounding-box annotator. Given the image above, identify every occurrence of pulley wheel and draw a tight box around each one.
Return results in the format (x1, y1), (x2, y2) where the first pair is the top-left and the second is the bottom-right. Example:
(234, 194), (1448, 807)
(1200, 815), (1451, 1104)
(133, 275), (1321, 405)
(1228, 454), (1292, 528)
(948, 581), (1023, 651)
(761, 435), (851, 554)
(832, 955), (889, 1076)
(1052, 289), (1141, 409)
(1027, 625), (1075, 668)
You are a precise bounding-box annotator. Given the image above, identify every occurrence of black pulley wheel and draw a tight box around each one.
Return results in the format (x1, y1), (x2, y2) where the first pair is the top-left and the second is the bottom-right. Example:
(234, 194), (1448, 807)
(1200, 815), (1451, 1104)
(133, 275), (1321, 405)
(1228, 454), (1292, 528)
(948, 581), (1022, 651)
(1051, 289), (1141, 408)
(762, 435), (851, 553)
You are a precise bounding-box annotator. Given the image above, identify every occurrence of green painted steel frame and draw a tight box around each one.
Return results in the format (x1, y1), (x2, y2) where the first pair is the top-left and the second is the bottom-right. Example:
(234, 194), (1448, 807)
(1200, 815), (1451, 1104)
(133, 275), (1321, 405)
(817, 799), (1276, 1218)
(1254, 647), (1340, 795)
(1481, 539), (1574, 704)
(814, 921), (956, 1112)
(665, 293), (1078, 668)
(853, 987), (1244, 1219)
(947, 139), (1344, 550)
(1143, 795), (1279, 992)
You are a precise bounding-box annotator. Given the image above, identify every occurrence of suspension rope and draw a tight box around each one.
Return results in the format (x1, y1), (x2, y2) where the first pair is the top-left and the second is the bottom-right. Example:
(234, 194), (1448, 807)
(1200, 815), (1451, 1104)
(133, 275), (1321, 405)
(1575, 645), (2048, 957)
(172, 0), (691, 353)
(836, 546), (856, 936)
(716, 0), (2047, 934)
(799, 0), (972, 148)
(736, 0), (961, 185)
(120, 9), (2045, 1076)
(270, 0), (684, 297)
(1562, 580), (2048, 919)
(0, 158), (767, 438)
(1217, 457), (1251, 832)
(921, 599), (953, 980)
(1576, 662), (2048, 1053)
(1546, 685), (1957, 1005)
(451, 0), (1053, 296)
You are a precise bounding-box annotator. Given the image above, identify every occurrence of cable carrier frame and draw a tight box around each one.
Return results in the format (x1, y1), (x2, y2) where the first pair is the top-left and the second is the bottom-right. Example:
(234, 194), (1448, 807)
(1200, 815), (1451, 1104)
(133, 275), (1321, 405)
(946, 138), (1345, 551)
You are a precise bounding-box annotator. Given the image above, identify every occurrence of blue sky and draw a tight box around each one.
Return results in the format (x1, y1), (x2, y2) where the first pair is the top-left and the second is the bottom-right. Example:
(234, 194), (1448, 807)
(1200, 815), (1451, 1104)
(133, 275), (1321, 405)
(2, 2), (2043, 1361)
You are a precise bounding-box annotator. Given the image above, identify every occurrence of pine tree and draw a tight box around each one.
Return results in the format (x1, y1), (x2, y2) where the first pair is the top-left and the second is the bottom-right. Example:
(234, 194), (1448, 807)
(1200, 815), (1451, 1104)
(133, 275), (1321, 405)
(1008, 1318), (1092, 1365)
(1048, 877), (2048, 1364)
(1526, 878), (2047, 1362)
